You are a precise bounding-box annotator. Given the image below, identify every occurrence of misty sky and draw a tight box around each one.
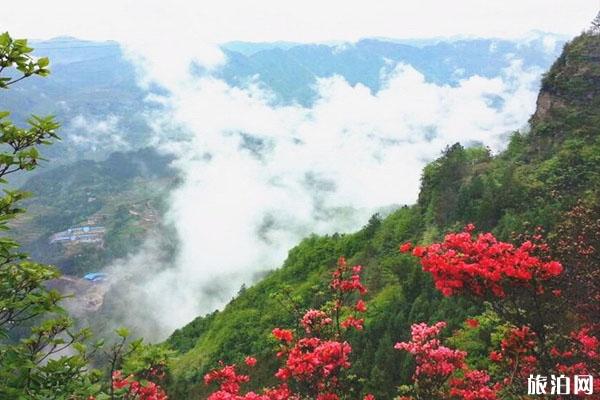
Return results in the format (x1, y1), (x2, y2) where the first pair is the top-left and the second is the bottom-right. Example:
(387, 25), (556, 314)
(3, 1), (598, 43)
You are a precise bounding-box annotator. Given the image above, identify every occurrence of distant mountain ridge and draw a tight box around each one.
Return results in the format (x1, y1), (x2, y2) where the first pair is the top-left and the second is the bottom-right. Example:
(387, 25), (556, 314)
(1, 34), (565, 170)
(217, 35), (566, 105)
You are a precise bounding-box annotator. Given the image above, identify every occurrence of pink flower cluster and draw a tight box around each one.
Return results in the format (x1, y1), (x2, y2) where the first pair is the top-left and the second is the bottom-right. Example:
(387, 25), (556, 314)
(301, 309), (332, 334)
(394, 322), (466, 380)
(204, 363), (294, 400)
(395, 322), (500, 399)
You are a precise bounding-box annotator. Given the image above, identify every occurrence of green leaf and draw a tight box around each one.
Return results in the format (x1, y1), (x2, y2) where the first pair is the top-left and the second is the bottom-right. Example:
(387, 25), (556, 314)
(0, 32), (11, 47)
(37, 57), (49, 68)
(115, 327), (130, 338)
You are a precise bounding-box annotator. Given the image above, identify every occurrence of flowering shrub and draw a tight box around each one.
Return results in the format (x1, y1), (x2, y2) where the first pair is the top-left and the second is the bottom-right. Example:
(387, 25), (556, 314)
(400, 224), (562, 298)
(448, 369), (499, 400)
(272, 328), (294, 343)
(204, 257), (374, 400)
(488, 326), (539, 386)
(112, 370), (168, 400)
(396, 318), (600, 399)
(394, 322), (466, 381)
(553, 203), (600, 334)
(395, 322), (500, 399)
(201, 225), (598, 399)
(401, 226), (565, 366)
(400, 224), (599, 398)
(274, 337), (352, 385)
(204, 362), (293, 400)
(245, 356), (257, 367)
(548, 327), (600, 391)
(301, 310), (332, 334)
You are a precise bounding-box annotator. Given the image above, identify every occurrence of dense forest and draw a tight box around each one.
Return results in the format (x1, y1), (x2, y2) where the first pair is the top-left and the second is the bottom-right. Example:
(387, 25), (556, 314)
(0, 25), (599, 400)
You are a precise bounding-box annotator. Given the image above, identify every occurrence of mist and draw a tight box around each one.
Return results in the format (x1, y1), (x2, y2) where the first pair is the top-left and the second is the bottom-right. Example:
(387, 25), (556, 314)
(96, 47), (543, 340)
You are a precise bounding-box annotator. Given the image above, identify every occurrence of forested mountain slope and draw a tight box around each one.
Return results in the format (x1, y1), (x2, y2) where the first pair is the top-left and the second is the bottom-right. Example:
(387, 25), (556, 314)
(164, 33), (600, 399)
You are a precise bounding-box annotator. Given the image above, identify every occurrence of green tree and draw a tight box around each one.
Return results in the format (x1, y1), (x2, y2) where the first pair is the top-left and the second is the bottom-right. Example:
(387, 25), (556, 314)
(0, 32), (102, 399)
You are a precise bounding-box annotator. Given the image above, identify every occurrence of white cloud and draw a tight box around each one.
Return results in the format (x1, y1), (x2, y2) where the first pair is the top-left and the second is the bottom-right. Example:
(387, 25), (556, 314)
(542, 35), (559, 54)
(68, 114), (129, 152)
(102, 59), (542, 339)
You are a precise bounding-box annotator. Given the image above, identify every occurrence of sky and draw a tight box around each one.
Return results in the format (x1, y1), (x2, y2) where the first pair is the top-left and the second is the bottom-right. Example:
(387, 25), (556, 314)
(3, 1), (598, 44)
(4, 1), (600, 338)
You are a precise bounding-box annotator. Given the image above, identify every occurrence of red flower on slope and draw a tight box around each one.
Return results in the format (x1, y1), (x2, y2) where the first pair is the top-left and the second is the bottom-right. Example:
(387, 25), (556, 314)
(272, 328), (294, 343)
(244, 356), (257, 367)
(112, 370), (168, 400)
(449, 369), (500, 400)
(400, 242), (412, 253)
(206, 256), (371, 400)
(355, 299), (367, 313)
(466, 318), (479, 328)
(341, 315), (364, 331)
(331, 257), (368, 295)
(404, 225), (563, 298)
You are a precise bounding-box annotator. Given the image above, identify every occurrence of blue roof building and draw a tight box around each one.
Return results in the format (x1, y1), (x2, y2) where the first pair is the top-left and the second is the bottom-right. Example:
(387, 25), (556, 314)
(83, 272), (108, 282)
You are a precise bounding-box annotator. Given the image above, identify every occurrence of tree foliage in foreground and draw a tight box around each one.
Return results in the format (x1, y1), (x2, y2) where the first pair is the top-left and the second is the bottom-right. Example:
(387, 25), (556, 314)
(0, 31), (98, 399)
(0, 32), (172, 400)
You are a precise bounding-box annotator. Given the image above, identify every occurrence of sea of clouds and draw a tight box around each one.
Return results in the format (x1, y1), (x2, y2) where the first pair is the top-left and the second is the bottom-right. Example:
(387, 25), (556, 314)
(101, 46), (542, 340)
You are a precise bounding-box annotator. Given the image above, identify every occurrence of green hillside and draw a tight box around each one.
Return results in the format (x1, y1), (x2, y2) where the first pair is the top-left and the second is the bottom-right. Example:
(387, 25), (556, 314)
(164, 32), (600, 399)
(10, 147), (177, 276)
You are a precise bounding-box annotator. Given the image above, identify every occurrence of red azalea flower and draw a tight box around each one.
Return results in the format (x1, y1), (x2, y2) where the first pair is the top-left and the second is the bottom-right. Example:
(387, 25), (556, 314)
(400, 242), (412, 253)
(466, 318), (479, 328)
(272, 328), (294, 343)
(355, 299), (367, 313)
